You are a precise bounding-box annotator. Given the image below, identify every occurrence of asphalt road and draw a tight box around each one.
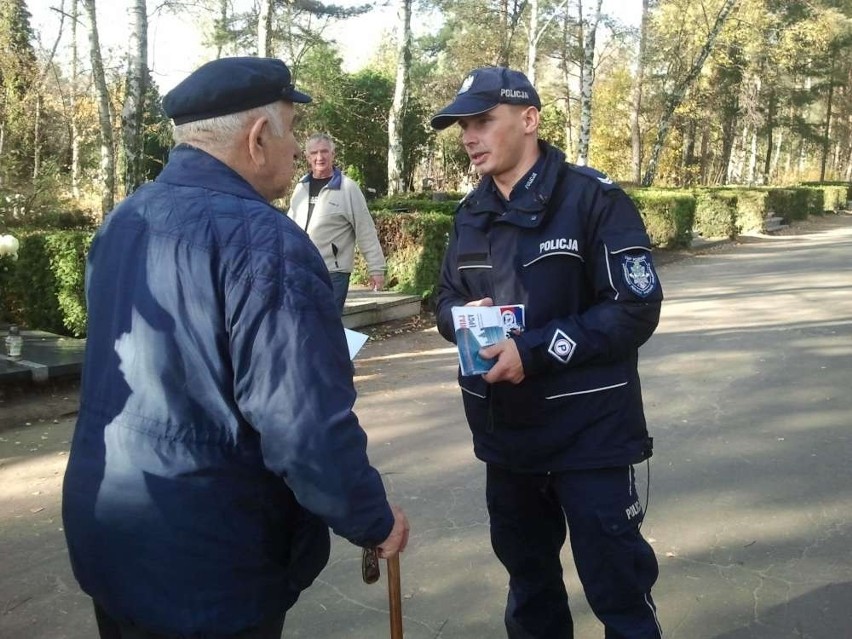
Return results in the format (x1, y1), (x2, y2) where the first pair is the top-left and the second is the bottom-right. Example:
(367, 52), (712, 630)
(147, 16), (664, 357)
(2, 213), (851, 638)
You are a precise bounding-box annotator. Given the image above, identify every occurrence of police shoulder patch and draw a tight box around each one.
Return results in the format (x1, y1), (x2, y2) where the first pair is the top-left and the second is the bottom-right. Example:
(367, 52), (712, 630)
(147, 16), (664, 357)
(548, 329), (577, 364)
(621, 253), (657, 297)
(566, 164), (622, 193)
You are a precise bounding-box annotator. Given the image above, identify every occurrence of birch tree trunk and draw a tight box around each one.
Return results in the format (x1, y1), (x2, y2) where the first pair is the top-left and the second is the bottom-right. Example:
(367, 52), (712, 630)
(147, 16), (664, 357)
(122, 0), (148, 195)
(258, 0), (272, 57)
(82, 0), (115, 214)
(576, 0), (603, 166)
(630, 0), (649, 183)
(642, 0), (737, 186)
(387, 0), (411, 196)
(526, 0), (539, 84)
(71, 0), (81, 197)
(527, 0), (570, 87)
(747, 128), (757, 185)
(819, 49), (835, 182)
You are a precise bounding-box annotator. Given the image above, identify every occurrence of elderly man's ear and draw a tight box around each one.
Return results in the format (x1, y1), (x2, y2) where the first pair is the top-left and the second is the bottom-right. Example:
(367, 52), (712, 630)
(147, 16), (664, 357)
(247, 117), (271, 167)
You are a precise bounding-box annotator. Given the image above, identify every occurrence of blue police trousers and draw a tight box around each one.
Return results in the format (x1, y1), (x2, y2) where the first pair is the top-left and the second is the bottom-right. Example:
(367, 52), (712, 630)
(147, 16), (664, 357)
(486, 464), (663, 639)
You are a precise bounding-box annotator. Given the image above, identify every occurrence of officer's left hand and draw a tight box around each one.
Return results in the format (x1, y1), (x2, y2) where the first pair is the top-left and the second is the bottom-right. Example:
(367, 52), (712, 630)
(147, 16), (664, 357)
(480, 339), (525, 385)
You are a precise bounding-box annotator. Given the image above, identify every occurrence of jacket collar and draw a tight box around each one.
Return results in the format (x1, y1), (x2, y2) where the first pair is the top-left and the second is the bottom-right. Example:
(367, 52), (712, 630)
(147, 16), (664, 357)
(462, 141), (566, 222)
(298, 166), (343, 190)
(156, 144), (269, 203)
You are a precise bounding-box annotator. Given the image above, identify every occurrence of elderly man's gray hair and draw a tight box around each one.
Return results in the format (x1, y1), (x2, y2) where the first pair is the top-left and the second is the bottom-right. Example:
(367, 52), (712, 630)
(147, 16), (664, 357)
(172, 103), (286, 147)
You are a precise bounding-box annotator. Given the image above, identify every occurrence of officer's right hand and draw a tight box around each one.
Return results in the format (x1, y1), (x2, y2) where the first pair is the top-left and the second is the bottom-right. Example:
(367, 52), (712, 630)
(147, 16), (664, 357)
(465, 297), (493, 307)
(377, 504), (410, 559)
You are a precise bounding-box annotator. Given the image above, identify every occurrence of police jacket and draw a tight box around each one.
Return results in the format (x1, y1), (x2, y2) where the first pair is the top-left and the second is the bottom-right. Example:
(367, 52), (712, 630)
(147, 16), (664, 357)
(62, 145), (393, 635)
(436, 141), (662, 472)
(288, 168), (386, 275)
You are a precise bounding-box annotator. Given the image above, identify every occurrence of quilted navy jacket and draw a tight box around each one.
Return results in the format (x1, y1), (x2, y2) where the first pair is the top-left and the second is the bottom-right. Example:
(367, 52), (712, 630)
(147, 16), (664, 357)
(436, 142), (663, 472)
(62, 145), (393, 635)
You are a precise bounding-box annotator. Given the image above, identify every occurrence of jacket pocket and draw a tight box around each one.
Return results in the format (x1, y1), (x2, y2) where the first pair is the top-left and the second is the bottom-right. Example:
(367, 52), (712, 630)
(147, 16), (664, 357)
(492, 363), (629, 430)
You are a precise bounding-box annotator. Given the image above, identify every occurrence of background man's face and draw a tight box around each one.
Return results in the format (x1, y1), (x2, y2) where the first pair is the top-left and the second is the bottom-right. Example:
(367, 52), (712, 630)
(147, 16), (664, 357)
(307, 140), (335, 179)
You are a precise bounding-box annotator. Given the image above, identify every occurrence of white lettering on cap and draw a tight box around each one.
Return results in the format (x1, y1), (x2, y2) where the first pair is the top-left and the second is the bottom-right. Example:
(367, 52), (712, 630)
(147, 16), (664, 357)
(501, 89), (530, 99)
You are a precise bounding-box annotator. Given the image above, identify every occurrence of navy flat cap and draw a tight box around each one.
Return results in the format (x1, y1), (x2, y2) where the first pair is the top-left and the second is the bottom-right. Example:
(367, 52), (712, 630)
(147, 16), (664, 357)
(163, 57), (312, 125)
(431, 66), (540, 130)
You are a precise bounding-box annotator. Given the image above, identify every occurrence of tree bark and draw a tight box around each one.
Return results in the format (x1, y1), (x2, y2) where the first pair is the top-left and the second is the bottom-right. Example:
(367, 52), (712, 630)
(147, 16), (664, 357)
(387, 0), (411, 196)
(630, 0), (649, 184)
(82, 0), (115, 214)
(642, 0), (737, 186)
(819, 48), (835, 182)
(576, 0), (603, 166)
(71, 0), (81, 197)
(122, 0), (148, 195)
(258, 0), (272, 57)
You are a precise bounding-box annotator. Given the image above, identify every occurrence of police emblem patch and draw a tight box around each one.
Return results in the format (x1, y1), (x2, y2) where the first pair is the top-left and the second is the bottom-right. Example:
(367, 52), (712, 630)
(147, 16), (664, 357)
(548, 329), (576, 364)
(458, 74), (475, 95)
(621, 254), (656, 297)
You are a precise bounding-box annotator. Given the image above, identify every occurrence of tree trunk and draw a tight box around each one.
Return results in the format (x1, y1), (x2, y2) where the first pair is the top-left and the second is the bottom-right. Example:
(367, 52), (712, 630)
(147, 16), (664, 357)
(32, 93), (41, 180)
(819, 49), (835, 182)
(576, 0), (603, 166)
(769, 126), (783, 182)
(762, 88), (775, 183)
(82, 0), (115, 215)
(526, 0), (539, 85)
(71, 0), (81, 198)
(258, 0), (272, 57)
(122, 0), (148, 195)
(642, 0), (737, 186)
(699, 124), (710, 184)
(747, 128), (758, 185)
(630, 0), (649, 184)
(387, 0), (411, 196)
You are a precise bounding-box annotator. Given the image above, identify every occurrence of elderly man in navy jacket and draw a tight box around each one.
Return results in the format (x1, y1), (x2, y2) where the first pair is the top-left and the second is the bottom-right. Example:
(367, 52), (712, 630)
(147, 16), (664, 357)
(62, 57), (409, 639)
(433, 67), (663, 638)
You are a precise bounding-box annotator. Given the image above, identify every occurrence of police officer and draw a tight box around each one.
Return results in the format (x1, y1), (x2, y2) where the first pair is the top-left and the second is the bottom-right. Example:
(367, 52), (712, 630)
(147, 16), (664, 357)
(432, 66), (664, 638)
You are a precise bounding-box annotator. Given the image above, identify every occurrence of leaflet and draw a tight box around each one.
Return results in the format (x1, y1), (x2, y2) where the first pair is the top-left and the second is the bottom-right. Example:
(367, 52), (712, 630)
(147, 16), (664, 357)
(451, 305), (525, 376)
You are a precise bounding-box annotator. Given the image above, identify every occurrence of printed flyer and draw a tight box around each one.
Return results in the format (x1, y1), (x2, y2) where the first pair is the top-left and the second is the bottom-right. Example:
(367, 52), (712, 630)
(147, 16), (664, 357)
(451, 305), (525, 376)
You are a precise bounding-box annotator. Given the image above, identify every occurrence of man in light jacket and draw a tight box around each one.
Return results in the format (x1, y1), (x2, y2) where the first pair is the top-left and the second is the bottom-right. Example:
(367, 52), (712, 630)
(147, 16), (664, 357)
(288, 133), (386, 313)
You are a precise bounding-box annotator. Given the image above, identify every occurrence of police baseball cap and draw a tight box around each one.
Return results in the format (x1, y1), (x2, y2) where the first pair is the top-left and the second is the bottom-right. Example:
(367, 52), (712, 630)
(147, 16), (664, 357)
(430, 66), (541, 130)
(163, 57), (312, 125)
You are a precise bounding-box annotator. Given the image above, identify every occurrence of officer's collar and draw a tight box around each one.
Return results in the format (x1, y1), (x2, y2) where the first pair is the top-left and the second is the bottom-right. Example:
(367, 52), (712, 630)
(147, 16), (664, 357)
(465, 141), (565, 216)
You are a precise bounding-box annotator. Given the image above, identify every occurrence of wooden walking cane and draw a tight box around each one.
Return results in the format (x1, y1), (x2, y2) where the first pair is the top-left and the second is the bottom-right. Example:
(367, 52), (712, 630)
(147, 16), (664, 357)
(362, 548), (404, 638)
(387, 554), (404, 639)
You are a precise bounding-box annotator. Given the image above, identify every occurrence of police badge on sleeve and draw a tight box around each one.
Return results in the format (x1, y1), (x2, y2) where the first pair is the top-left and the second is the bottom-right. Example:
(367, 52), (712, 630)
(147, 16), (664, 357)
(622, 254), (657, 297)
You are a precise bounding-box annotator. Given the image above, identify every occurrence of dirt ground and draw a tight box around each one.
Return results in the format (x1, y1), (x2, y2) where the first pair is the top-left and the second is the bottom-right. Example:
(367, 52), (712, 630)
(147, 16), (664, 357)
(1, 209), (848, 434)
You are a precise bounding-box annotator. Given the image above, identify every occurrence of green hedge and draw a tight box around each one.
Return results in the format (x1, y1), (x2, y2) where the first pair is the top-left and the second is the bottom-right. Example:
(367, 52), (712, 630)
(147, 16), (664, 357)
(801, 181), (852, 204)
(352, 211), (453, 302)
(694, 191), (738, 239)
(629, 190), (695, 249)
(0, 230), (92, 337)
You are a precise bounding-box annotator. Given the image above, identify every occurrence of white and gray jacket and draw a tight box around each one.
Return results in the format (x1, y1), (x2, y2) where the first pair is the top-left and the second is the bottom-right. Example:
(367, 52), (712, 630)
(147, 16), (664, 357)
(288, 169), (386, 276)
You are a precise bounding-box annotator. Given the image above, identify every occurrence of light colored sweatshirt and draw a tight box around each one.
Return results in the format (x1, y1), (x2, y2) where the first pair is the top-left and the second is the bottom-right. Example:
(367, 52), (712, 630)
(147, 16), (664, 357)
(288, 168), (386, 275)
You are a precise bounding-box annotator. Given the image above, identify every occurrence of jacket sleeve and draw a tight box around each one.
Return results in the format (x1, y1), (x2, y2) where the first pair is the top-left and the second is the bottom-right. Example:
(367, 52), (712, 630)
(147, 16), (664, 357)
(228, 238), (393, 548)
(514, 189), (663, 376)
(348, 180), (386, 275)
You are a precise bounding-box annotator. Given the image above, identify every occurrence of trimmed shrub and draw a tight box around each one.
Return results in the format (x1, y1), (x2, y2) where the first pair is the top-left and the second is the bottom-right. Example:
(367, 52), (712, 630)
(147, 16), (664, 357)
(801, 184), (847, 212)
(694, 191), (737, 239)
(352, 211), (453, 302)
(629, 190), (695, 249)
(731, 189), (769, 233)
(0, 230), (93, 337)
(765, 188), (812, 222)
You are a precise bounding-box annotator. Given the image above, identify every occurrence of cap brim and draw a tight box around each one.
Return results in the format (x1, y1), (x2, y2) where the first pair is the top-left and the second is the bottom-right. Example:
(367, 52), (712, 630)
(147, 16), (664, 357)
(284, 88), (312, 104)
(430, 97), (497, 130)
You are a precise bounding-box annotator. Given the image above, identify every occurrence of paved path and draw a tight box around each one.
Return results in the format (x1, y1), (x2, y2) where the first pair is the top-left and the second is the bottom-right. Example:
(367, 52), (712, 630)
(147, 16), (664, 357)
(2, 214), (851, 638)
